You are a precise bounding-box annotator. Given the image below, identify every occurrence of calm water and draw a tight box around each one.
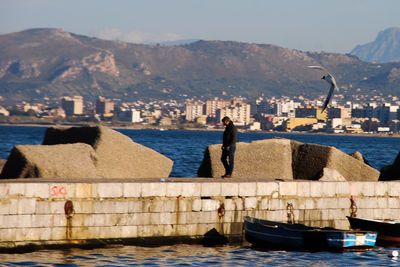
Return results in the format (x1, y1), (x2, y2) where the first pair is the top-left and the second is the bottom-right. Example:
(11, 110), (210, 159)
(1, 244), (400, 266)
(1, 125), (400, 266)
(0, 126), (399, 177)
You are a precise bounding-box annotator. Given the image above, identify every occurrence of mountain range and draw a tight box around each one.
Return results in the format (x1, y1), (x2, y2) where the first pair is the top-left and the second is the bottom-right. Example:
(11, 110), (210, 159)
(351, 27), (400, 63)
(1, 28), (400, 103)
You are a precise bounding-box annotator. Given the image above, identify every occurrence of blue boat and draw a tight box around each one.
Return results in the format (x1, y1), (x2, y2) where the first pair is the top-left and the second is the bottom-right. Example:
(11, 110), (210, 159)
(347, 216), (400, 247)
(244, 216), (377, 251)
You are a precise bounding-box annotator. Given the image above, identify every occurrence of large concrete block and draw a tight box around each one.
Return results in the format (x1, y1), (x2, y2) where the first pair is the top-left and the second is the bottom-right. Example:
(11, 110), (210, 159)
(316, 198), (337, 209)
(375, 182), (388, 196)
(244, 197), (258, 210)
(321, 182), (336, 197)
(293, 143), (380, 181)
(279, 182), (297, 196)
(379, 152), (400, 181)
(257, 182), (279, 196)
(297, 181), (311, 197)
(128, 200), (143, 213)
(49, 183), (76, 199)
(198, 137), (378, 181)
(142, 183), (166, 197)
(336, 182), (350, 196)
(23, 183), (49, 198)
(7, 183), (25, 196)
(238, 182), (257, 196)
(388, 182), (400, 196)
(192, 199), (202, 211)
(97, 183), (123, 198)
(201, 182), (221, 196)
(74, 200), (94, 214)
(121, 225), (138, 238)
(337, 198), (350, 209)
(310, 182), (323, 197)
(42, 126), (173, 178)
(0, 143), (97, 179)
(388, 198), (400, 209)
(221, 183), (239, 196)
(197, 138), (295, 179)
(123, 183), (141, 198)
(17, 198), (36, 214)
(181, 183), (201, 197)
(166, 183), (182, 197)
(201, 199), (220, 211)
(75, 183), (95, 198)
(0, 214), (18, 228)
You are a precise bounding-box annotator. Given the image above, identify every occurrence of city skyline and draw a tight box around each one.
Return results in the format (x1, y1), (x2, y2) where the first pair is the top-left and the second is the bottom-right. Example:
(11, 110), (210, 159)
(1, 0), (400, 53)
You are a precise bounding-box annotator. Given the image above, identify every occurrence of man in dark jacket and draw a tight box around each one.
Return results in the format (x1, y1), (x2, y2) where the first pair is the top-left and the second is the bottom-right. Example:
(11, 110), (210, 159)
(221, 116), (237, 178)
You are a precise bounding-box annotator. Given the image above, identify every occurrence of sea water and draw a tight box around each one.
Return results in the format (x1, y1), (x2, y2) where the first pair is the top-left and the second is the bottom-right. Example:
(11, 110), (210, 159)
(0, 125), (400, 266)
(1, 126), (399, 177)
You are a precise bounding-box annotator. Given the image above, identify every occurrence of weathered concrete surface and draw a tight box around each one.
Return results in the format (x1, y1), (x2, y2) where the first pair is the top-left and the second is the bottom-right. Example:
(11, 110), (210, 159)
(0, 126), (173, 179)
(0, 143), (97, 179)
(350, 151), (371, 166)
(1, 178), (400, 251)
(198, 138), (296, 179)
(292, 143), (380, 181)
(0, 159), (6, 173)
(379, 151), (400, 181)
(319, 168), (346, 181)
(198, 138), (380, 181)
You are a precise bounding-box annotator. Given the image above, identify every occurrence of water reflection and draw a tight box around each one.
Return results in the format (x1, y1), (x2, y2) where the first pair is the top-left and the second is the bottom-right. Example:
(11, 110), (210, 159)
(1, 245), (399, 266)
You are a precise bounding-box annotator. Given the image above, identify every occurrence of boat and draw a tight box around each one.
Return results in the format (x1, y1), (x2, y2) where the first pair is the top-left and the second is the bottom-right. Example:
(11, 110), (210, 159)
(244, 216), (377, 251)
(347, 216), (400, 247)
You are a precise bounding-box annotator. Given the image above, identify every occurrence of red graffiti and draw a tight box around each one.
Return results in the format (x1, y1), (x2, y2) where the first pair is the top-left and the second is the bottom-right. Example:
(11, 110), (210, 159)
(51, 185), (68, 197)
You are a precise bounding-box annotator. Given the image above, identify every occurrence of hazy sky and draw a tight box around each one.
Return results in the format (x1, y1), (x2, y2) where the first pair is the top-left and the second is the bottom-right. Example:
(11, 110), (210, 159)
(1, 0), (399, 53)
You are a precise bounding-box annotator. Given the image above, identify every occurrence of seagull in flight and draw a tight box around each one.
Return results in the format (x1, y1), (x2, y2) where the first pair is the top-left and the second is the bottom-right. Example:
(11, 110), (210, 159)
(307, 65), (339, 112)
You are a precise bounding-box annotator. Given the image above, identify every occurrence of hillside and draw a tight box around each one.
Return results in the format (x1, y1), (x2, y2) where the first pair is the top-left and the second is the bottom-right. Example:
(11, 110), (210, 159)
(1, 28), (400, 103)
(351, 27), (400, 63)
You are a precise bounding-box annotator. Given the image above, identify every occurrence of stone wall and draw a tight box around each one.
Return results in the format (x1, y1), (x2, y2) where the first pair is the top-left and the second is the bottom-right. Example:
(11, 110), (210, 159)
(1, 179), (400, 251)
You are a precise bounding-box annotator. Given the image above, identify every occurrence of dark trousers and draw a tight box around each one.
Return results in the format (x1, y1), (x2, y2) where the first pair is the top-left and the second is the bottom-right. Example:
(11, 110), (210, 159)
(221, 145), (236, 175)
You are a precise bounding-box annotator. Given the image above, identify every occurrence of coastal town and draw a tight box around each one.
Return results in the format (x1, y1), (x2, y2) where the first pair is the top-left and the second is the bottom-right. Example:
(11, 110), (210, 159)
(0, 93), (399, 134)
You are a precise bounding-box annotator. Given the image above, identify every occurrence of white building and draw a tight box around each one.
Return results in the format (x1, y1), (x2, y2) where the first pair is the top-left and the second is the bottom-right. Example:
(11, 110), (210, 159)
(249, 121), (261, 131)
(216, 104), (251, 126)
(185, 101), (204, 121)
(95, 96), (114, 115)
(205, 98), (231, 117)
(275, 100), (299, 117)
(61, 96), (83, 116)
(0, 106), (9, 116)
(118, 108), (142, 123)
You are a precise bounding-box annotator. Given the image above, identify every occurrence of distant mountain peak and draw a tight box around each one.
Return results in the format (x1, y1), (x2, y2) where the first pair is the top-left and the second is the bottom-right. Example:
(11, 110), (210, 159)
(351, 27), (400, 63)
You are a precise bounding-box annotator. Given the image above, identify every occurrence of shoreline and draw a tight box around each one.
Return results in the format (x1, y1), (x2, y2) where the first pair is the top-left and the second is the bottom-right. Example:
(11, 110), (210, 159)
(0, 122), (399, 138)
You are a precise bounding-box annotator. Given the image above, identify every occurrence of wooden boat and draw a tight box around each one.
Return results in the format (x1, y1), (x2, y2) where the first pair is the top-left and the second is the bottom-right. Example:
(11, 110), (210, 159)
(244, 216), (377, 251)
(347, 216), (400, 247)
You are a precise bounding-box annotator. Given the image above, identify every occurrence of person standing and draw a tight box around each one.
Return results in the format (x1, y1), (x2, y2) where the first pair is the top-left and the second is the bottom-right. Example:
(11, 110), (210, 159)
(221, 116), (237, 178)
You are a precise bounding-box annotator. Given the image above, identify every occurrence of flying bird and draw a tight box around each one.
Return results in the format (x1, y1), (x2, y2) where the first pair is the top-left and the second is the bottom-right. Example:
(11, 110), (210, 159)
(307, 65), (339, 112)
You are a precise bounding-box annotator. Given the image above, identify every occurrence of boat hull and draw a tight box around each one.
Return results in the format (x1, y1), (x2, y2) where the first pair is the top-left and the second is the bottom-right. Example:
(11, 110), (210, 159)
(347, 216), (400, 247)
(244, 216), (376, 252)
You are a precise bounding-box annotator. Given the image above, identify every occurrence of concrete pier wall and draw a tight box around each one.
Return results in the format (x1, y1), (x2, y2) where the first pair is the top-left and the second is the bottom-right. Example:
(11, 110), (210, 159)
(1, 179), (400, 251)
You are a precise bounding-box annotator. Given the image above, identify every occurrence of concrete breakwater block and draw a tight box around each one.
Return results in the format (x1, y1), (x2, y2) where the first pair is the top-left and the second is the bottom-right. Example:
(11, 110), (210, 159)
(198, 138), (295, 180)
(379, 151), (400, 181)
(0, 126), (173, 179)
(0, 143), (97, 178)
(198, 137), (380, 181)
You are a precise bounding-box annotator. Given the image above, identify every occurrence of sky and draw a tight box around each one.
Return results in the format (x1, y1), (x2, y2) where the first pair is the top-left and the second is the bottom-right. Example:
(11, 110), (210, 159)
(1, 0), (399, 53)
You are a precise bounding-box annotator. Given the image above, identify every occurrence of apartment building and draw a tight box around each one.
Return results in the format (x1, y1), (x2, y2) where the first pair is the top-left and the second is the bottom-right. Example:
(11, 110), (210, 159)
(95, 96), (114, 115)
(205, 98), (231, 117)
(216, 103), (251, 126)
(61, 96), (83, 116)
(185, 101), (204, 121)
